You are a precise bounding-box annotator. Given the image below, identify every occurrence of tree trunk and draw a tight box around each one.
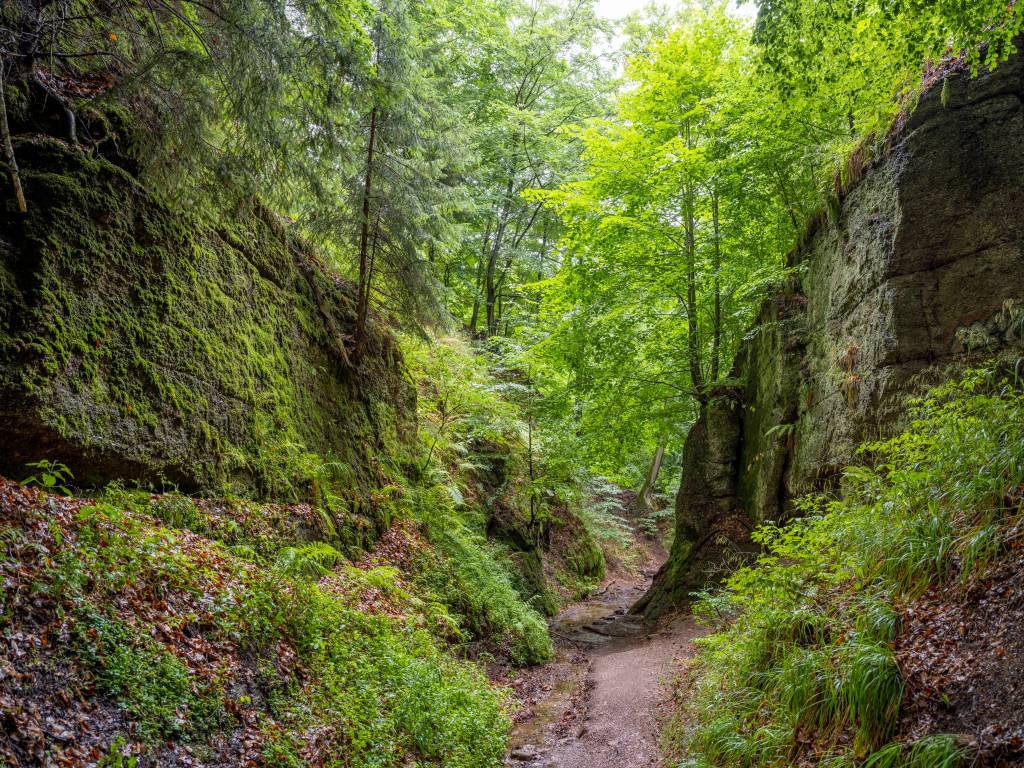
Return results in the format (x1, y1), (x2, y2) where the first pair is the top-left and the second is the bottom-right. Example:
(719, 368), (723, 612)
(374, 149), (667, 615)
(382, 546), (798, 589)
(485, 239), (500, 336)
(367, 215), (381, 311)
(355, 104), (378, 354)
(485, 171), (516, 337)
(682, 121), (704, 401)
(528, 416), (536, 527)
(684, 182), (703, 400)
(711, 187), (722, 383)
(636, 444), (666, 512)
(469, 218), (491, 334)
(0, 66), (27, 214)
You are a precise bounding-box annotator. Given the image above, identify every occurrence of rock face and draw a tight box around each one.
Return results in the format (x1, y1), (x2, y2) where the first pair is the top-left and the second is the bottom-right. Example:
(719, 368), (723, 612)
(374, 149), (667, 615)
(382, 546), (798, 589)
(636, 51), (1024, 616)
(0, 139), (415, 499)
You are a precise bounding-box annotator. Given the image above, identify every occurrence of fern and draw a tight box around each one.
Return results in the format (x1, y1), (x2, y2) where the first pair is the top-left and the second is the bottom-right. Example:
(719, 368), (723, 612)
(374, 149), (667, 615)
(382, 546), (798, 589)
(275, 542), (344, 580)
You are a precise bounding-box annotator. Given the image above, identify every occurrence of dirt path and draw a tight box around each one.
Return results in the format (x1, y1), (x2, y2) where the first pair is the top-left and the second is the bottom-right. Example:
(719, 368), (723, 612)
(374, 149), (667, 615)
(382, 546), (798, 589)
(505, 576), (702, 768)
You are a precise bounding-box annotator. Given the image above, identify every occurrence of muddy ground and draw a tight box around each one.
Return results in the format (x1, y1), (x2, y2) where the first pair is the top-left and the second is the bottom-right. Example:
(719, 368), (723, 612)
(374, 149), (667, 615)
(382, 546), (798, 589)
(505, 548), (702, 768)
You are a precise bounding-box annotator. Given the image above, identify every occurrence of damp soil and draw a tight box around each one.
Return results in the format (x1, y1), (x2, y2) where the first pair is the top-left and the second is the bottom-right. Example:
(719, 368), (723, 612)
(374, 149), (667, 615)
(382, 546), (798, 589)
(504, 562), (703, 768)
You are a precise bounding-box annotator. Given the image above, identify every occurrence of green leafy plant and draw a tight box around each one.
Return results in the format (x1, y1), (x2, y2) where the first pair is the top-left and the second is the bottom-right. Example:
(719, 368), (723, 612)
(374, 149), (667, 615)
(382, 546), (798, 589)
(21, 460), (73, 495)
(274, 542), (345, 580)
(97, 737), (138, 768)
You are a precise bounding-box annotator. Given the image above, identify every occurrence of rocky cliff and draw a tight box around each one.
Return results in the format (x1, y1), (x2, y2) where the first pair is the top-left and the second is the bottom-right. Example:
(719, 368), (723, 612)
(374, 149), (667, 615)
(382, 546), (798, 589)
(636, 49), (1024, 615)
(0, 138), (415, 503)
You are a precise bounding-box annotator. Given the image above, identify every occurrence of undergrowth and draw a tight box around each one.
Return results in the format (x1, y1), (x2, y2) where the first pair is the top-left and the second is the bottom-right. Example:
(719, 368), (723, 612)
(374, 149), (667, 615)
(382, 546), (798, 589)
(2, 487), (509, 766)
(2, 331), (603, 763)
(677, 368), (1024, 768)
(401, 332), (620, 649)
(401, 482), (554, 664)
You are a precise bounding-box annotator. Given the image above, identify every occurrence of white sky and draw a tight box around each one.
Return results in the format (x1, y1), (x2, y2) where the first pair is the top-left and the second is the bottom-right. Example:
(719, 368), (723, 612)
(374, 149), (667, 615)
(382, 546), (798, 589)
(596, 0), (758, 20)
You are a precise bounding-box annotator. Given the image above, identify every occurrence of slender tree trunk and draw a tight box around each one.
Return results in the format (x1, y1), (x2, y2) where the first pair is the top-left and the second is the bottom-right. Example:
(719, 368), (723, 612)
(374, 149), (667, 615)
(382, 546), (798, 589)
(367, 215), (381, 309)
(771, 161), (801, 232)
(485, 171), (516, 337)
(681, 121), (704, 401)
(636, 444), (666, 512)
(469, 218), (491, 334)
(684, 182), (703, 400)
(0, 66), (27, 214)
(534, 218), (549, 322)
(711, 187), (722, 383)
(355, 104), (378, 354)
(528, 416), (536, 527)
(485, 242), (500, 336)
(485, 256), (498, 335)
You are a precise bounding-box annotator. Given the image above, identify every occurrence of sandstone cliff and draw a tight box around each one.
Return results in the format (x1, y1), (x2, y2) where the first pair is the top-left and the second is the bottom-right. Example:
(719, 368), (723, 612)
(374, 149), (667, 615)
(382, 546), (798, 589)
(636, 49), (1024, 615)
(0, 138), (415, 501)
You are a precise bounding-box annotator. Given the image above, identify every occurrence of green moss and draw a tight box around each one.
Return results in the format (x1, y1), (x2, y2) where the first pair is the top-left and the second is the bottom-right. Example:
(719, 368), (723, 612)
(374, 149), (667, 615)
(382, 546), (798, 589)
(0, 140), (415, 517)
(507, 548), (560, 617)
(2, 84), (27, 125)
(564, 528), (605, 581)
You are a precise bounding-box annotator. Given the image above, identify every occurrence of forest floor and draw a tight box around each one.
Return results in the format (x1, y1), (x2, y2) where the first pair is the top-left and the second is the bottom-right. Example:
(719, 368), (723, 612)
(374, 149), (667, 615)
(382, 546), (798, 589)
(503, 534), (702, 768)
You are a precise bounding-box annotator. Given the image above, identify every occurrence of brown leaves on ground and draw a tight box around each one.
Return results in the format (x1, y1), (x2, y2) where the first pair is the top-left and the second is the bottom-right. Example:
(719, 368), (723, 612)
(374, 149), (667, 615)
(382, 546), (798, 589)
(0, 478), (286, 767)
(897, 545), (1024, 766)
(0, 477), (445, 768)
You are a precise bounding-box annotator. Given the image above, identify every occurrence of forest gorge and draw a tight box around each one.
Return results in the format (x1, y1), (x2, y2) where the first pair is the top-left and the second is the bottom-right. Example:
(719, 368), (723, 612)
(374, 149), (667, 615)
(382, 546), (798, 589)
(1, 1), (1023, 767)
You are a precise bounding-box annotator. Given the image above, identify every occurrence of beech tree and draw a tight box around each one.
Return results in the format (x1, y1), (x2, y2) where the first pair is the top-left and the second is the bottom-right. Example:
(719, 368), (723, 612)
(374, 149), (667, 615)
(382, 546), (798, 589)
(442, 0), (611, 338)
(525, 5), (798, 487)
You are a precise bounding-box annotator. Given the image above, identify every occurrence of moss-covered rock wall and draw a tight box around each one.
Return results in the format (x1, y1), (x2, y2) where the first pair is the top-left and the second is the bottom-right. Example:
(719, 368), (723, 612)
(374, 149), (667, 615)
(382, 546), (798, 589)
(636, 47), (1024, 616)
(0, 138), (415, 499)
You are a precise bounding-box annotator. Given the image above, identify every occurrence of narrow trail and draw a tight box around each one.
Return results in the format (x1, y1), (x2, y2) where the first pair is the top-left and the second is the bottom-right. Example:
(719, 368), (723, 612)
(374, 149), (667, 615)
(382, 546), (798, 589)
(505, 565), (703, 768)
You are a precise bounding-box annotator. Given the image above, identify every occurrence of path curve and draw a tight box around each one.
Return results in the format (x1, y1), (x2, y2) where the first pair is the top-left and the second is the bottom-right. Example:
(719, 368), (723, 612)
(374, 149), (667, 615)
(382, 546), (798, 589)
(506, 578), (702, 768)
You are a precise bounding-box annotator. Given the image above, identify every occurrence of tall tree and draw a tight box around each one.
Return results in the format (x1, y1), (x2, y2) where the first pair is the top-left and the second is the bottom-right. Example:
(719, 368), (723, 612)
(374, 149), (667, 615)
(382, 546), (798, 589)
(528, 3), (801, 486)
(440, 0), (611, 338)
(344, 0), (478, 351)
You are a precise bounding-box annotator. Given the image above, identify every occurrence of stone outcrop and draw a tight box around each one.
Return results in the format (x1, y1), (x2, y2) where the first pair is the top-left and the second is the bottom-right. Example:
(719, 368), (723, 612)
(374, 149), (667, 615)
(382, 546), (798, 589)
(636, 50), (1024, 616)
(0, 138), (416, 500)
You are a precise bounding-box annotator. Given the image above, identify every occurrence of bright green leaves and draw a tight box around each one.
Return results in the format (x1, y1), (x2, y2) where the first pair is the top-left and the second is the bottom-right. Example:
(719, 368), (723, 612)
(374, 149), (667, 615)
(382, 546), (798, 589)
(751, 0), (1024, 187)
(527, 4), (796, 482)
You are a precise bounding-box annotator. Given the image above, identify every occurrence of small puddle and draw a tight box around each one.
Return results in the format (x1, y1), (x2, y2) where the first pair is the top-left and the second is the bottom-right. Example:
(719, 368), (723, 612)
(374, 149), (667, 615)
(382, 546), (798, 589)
(508, 671), (583, 751)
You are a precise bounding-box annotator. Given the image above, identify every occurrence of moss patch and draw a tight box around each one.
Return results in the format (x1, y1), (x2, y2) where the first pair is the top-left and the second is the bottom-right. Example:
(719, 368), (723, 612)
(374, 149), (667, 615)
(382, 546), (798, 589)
(0, 139), (415, 515)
